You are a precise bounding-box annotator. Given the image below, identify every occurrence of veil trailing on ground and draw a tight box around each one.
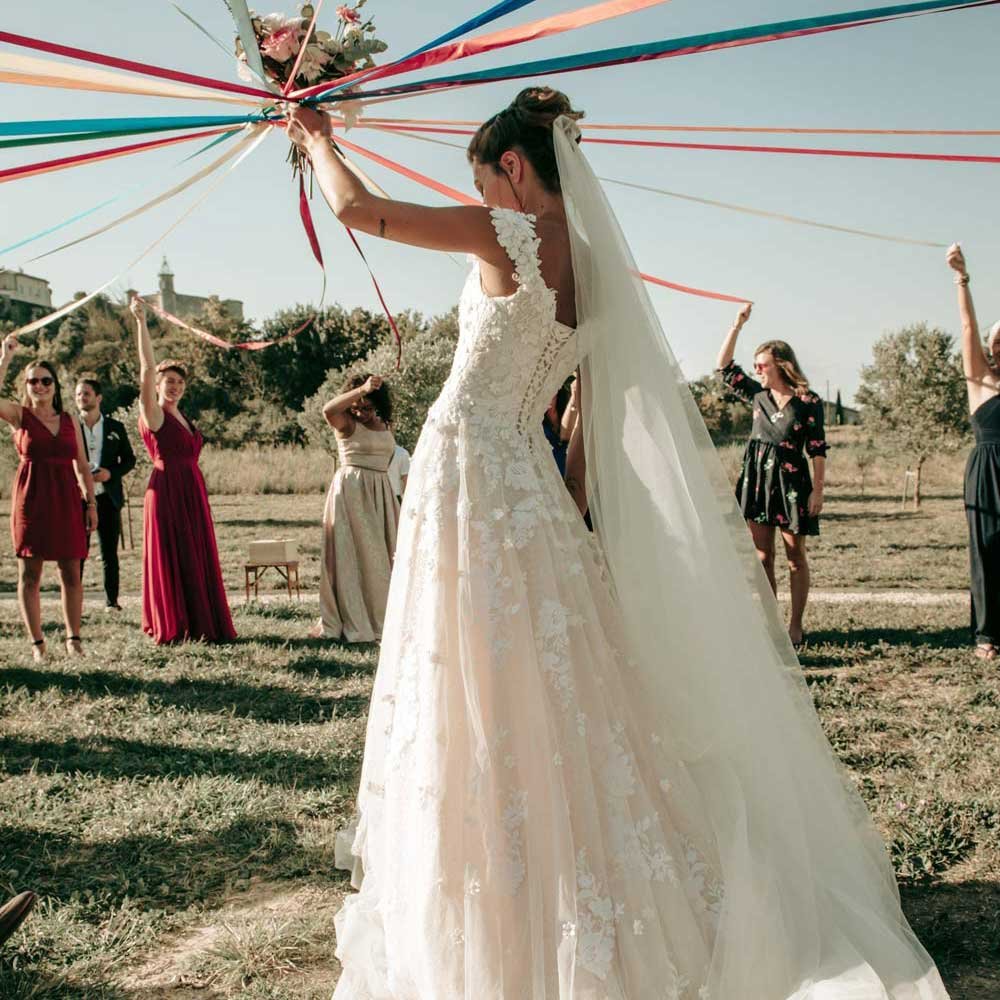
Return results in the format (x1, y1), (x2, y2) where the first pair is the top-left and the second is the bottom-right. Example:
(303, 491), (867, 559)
(554, 115), (948, 999)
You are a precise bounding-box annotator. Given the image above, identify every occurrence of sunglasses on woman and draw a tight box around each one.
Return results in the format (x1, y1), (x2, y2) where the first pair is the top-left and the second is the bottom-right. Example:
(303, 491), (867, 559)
(26, 376), (54, 387)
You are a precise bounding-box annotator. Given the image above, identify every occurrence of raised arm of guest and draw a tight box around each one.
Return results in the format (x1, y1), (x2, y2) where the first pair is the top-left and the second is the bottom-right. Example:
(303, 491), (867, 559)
(131, 297), (163, 432)
(716, 302), (753, 372)
(946, 243), (999, 413)
(323, 375), (383, 434)
(0, 335), (23, 427)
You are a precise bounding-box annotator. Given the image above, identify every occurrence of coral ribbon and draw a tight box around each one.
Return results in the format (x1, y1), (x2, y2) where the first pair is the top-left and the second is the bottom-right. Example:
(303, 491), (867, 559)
(0, 126), (249, 185)
(0, 29), (276, 100)
(328, 0), (1000, 103)
(294, 0), (670, 101)
(332, 136), (749, 302)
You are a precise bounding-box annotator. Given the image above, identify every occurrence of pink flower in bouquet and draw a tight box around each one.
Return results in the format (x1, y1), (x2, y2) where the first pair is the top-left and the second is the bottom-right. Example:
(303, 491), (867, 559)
(337, 4), (361, 23)
(261, 24), (302, 61)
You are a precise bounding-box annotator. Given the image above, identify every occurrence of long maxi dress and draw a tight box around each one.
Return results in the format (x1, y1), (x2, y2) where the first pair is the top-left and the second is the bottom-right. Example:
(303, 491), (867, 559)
(965, 393), (1000, 646)
(317, 423), (399, 642)
(332, 209), (948, 1000)
(140, 410), (236, 644)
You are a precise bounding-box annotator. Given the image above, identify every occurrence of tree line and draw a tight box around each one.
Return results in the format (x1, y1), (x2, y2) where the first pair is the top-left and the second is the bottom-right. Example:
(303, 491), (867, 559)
(0, 297), (974, 502)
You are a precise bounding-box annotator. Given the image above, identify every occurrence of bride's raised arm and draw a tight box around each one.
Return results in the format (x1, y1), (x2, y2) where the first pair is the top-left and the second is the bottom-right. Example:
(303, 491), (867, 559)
(287, 106), (510, 269)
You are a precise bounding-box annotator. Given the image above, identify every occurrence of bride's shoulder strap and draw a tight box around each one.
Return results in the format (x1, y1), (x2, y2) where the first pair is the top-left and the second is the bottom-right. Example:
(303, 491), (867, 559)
(488, 207), (541, 288)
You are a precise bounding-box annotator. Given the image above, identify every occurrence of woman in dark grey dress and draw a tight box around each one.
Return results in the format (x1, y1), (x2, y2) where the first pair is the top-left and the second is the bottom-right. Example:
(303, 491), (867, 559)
(716, 304), (827, 646)
(946, 243), (1000, 660)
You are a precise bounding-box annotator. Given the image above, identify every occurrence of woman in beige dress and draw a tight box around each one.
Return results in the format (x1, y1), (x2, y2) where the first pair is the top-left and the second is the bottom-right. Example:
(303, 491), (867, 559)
(314, 373), (400, 642)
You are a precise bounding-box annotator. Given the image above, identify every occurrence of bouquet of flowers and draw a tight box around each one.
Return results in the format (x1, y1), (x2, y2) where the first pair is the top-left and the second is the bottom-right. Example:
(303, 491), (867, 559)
(236, 2), (388, 175)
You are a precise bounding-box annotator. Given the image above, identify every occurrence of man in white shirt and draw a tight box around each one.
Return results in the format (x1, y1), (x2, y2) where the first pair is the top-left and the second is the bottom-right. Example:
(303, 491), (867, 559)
(387, 443), (410, 503)
(75, 375), (136, 609)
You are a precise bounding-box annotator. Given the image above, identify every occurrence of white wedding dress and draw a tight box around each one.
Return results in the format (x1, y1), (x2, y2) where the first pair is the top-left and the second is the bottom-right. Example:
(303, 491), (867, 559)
(332, 122), (950, 1000)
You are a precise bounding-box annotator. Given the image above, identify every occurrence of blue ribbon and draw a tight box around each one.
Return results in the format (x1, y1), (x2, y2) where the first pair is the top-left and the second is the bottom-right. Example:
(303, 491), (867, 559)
(323, 0), (995, 102)
(305, 0), (541, 102)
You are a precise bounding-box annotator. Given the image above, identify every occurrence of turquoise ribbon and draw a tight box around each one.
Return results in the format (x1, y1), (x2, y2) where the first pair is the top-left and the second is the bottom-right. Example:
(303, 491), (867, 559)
(0, 129), (242, 258)
(0, 114), (265, 137)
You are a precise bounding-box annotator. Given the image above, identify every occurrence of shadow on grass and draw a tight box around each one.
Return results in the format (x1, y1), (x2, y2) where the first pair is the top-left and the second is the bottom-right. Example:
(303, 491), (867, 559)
(221, 518), (315, 529)
(803, 626), (970, 649)
(0, 817), (345, 914)
(0, 971), (129, 1000)
(902, 879), (1000, 986)
(0, 667), (369, 724)
(0, 734), (357, 788)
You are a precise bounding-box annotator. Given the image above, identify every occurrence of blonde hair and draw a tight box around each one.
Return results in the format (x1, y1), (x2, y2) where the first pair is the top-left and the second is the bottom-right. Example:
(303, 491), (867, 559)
(754, 340), (810, 394)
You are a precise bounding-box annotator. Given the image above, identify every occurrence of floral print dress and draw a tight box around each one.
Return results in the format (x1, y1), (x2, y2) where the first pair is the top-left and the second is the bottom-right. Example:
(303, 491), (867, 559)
(719, 361), (827, 535)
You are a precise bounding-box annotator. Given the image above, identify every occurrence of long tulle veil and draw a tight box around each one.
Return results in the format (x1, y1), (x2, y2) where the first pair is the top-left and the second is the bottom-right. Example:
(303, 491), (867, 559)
(554, 115), (949, 999)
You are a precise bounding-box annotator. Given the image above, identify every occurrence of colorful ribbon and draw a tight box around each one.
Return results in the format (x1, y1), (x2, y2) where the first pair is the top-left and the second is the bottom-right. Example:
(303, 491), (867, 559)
(0, 114), (265, 137)
(0, 131), (242, 259)
(332, 134), (749, 302)
(358, 116), (1000, 137)
(330, 0), (1000, 103)
(135, 294), (317, 352)
(359, 122), (1000, 165)
(296, 0), (670, 101)
(0, 125), (249, 186)
(6, 126), (272, 339)
(29, 127), (261, 263)
(0, 52), (267, 106)
(0, 29), (276, 100)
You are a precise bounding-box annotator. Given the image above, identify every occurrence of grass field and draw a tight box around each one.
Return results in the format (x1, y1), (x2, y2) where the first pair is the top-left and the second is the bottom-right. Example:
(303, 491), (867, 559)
(0, 469), (997, 997)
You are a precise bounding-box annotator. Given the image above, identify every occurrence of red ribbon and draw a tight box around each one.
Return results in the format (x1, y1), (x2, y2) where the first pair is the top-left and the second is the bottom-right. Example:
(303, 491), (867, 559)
(135, 295), (315, 351)
(0, 125), (244, 184)
(0, 30), (276, 101)
(356, 123), (1000, 165)
(333, 135), (750, 303)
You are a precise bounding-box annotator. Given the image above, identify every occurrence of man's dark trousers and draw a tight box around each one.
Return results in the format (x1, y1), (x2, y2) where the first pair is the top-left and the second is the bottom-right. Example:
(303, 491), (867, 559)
(90, 494), (122, 607)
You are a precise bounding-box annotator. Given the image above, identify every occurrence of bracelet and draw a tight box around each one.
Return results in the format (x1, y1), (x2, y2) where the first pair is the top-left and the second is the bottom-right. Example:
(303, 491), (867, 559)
(955, 273), (970, 286)
(86, 500), (97, 508)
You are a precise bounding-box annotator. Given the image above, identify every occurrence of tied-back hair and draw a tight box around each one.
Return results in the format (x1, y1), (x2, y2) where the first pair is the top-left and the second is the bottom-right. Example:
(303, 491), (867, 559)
(467, 86), (584, 194)
(156, 359), (188, 380)
(22, 359), (63, 413)
(343, 372), (392, 425)
(754, 340), (810, 395)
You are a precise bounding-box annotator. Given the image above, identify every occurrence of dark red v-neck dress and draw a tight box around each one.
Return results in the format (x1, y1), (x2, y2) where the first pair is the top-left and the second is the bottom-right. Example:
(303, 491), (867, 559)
(140, 410), (236, 644)
(11, 409), (87, 560)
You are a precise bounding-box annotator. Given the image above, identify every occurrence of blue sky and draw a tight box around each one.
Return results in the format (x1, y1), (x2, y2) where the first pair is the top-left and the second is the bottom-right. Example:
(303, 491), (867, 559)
(2, 1), (998, 402)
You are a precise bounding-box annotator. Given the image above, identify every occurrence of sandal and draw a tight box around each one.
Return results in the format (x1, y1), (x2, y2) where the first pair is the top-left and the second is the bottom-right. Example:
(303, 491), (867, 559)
(31, 638), (46, 662)
(974, 643), (997, 660)
(65, 635), (84, 658)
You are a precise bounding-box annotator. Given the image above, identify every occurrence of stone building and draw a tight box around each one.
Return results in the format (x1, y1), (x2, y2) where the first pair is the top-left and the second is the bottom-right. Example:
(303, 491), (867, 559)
(0, 268), (53, 324)
(141, 257), (244, 323)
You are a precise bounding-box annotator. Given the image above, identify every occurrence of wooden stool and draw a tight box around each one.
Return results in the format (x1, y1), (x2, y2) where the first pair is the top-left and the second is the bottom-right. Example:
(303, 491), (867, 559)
(243, 561), (301, 602)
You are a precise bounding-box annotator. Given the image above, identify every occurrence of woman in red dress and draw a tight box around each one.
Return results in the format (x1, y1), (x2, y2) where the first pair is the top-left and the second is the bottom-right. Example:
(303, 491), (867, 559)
(0, 336), (97, 660)
(131, 299), (236, 644)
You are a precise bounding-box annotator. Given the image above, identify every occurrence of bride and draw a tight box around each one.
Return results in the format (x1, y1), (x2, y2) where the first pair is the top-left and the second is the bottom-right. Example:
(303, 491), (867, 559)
(288, 89), (948, 1000)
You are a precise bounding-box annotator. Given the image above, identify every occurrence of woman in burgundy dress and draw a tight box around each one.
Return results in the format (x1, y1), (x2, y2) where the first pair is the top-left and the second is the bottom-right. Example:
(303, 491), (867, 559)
(131, 299), (236, 644)
(0, 336), (97, 660)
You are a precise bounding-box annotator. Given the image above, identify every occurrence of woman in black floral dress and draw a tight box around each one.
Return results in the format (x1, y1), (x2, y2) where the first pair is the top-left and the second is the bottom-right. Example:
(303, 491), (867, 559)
(716, 304), (827, 645)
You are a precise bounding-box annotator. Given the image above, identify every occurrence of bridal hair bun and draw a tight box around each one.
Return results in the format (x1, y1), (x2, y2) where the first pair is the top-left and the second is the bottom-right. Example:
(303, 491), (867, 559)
(468, 86), (585, 194)
(156, 359), (188, 380)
